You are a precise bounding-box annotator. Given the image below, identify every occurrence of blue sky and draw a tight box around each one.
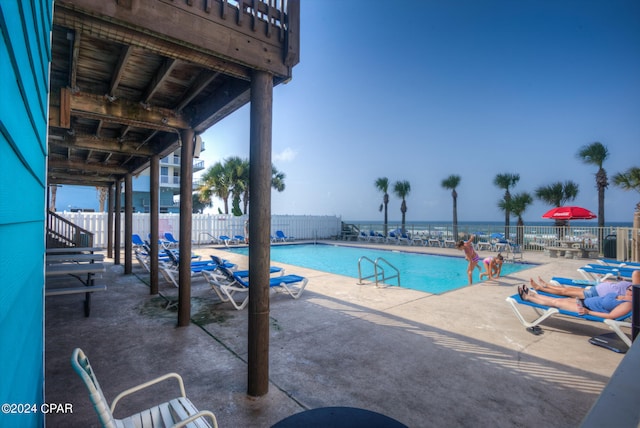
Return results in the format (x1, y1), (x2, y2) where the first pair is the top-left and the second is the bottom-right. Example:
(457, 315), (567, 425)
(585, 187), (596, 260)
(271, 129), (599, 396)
(58, 0), (640, 224)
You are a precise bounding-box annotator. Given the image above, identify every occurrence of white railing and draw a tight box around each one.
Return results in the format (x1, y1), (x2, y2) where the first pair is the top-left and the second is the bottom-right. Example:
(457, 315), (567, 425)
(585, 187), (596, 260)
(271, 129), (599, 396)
(352, 223), (638, 257)
(55, 212), (342, 247)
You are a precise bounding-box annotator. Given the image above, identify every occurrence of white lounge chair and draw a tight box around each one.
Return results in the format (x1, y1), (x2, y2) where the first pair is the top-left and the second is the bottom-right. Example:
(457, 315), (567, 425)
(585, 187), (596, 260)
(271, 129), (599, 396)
(201, 266), (308, 310)
(505, 293), (632, 347)
(71, 348), (218, 428)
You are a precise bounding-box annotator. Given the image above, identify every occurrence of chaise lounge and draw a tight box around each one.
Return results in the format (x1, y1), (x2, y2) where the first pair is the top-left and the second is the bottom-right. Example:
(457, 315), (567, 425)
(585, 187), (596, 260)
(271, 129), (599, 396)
(505, 293), (632, 347)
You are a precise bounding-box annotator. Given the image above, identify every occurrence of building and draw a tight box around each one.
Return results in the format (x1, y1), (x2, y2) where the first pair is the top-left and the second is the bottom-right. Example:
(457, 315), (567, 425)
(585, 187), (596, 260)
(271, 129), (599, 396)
(132, 149), (205, 213)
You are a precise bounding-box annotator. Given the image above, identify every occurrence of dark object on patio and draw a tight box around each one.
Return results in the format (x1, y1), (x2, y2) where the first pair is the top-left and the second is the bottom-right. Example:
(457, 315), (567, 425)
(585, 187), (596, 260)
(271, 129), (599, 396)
(589, 332), (629, 354)
(271, 406), (407, 428)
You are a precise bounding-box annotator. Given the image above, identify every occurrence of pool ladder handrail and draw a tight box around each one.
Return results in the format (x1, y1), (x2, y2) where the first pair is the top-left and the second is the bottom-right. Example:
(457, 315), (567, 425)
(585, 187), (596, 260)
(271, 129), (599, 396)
(358, 256), (401, 287)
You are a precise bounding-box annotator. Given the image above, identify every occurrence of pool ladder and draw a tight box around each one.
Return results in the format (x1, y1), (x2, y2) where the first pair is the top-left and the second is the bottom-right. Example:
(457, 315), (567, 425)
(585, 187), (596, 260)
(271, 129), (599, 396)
(357, 256), (401, 287)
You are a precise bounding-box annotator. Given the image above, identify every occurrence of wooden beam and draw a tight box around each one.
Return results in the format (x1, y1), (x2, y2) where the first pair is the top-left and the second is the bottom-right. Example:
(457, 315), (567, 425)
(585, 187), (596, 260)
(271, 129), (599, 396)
(48, 159), (129, 174)
(60, 87), (71, 128)
(142, 57), (177, 104)
(178, 128), (194, 327)
(110, 45), (134, 96)
(47, 173), (117, 186)
(247, 70), (273, 398)
(68, 90), (189, 131)
(186, 79), (251, 132)
(55, 133), (158, 157)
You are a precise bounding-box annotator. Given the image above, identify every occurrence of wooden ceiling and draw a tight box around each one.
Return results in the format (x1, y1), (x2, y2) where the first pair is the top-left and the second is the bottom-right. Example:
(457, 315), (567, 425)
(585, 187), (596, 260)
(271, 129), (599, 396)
(48, 0), (299, 187)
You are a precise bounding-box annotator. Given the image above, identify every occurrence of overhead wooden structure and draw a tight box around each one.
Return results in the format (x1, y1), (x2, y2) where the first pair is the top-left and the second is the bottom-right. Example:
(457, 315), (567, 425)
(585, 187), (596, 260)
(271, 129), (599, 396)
(48, 0), (299, 186)
(47, 0), (300, 397)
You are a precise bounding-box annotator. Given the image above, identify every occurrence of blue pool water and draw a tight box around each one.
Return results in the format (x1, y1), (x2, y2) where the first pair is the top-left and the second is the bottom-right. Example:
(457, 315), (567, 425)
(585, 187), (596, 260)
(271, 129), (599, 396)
(227, 244), (533, 294)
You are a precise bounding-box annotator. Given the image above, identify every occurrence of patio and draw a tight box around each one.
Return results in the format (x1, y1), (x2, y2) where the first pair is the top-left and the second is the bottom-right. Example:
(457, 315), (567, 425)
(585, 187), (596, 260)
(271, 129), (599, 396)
(45, 243), (632, 427)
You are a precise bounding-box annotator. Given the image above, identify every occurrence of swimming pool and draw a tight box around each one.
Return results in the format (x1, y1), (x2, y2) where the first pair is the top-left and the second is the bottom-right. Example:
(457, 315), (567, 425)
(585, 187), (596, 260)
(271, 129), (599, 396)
(227, 244), (533, 294)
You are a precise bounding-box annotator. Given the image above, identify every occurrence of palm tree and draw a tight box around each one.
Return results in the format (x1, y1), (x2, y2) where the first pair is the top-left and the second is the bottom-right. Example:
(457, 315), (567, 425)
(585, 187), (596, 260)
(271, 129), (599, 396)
(96, 186), (108, 212)
(271, 166), (286, 192)
(493, 173), (520, 239)
(535, 180), (579, 210)
(393, 180), (411, 233)
(239, 163), (286, 214)
(375, 177), (390, 236)
(613, 166), (640, 212)
(501, 192), (533, 245)
(441, 175), (461, 241)
(613, 166), (640, 256)
(577, 142), (609, 253)
(535, 180), (579, 238)
(198, 161), (231, 213)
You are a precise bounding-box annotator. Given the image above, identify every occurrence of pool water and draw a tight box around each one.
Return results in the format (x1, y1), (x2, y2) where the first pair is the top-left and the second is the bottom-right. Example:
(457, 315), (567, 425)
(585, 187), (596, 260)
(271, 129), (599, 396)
(227, 243), (533, 294)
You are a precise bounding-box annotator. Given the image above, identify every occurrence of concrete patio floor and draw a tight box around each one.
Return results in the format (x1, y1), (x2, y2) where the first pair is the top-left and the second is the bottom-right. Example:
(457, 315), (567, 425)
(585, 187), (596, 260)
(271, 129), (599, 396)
(44, 242), (630, 427)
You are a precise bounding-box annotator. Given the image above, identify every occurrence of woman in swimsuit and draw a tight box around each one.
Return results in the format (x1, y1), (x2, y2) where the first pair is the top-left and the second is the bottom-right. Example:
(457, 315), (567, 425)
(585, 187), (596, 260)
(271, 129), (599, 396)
(456, 234), (481, 285)
(517, 275), (636, 320)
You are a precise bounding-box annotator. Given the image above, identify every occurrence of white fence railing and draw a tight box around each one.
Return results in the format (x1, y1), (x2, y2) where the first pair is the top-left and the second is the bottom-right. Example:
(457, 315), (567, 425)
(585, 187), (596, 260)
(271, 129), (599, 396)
(350, 222), (638, 259)
(55, 212), (343, 247)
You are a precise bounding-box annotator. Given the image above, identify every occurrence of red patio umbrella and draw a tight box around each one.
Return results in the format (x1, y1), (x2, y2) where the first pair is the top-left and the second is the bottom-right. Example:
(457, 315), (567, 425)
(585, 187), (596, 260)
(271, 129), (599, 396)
(541, 206), (597, 220)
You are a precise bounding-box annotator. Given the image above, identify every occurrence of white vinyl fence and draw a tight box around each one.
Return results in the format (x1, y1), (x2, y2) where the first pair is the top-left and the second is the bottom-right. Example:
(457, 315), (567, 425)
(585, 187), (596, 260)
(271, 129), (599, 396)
(56, 212), (343, 247)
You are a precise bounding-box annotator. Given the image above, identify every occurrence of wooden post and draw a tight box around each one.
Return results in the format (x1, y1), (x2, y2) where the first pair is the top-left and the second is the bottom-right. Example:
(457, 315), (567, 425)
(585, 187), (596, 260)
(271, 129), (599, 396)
(247, 70), (273, 397)
(178, 128), (194, 327)
(633, 210), (639, 263)
(124, 174), (133, 274)
(150, 155), (160, 294)
(114, 179), (122, 265)
(107, 184), (114, 259)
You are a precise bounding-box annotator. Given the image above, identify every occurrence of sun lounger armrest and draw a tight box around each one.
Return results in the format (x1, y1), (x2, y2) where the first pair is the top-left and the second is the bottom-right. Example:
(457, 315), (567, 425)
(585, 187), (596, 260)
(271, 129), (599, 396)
(173, 409), (219, 428)
(110, 372), (186, 413)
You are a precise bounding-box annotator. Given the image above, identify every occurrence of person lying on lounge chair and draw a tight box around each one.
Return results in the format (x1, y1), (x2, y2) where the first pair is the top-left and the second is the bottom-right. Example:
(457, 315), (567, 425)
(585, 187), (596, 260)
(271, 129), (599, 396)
(530, 276), (631, 299)
(479, 254), (504, 280)
(517, 270), (638, 320)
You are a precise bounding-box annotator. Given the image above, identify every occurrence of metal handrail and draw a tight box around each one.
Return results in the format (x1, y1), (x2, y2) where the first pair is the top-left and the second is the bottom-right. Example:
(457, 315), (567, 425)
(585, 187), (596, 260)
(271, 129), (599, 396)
(374, 257), (401, 287)
(357, 256), (379, 284)
(357, 256), (401, 287)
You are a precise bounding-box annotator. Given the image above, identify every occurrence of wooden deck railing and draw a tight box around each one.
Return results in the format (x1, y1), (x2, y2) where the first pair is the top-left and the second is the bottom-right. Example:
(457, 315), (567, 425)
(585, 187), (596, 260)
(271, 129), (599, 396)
(47, 211), (94, 248)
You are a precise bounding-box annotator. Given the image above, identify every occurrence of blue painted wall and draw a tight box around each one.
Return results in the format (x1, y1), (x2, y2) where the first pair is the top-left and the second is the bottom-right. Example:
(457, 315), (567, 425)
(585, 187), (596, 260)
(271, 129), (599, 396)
(0, 0), (52, 426)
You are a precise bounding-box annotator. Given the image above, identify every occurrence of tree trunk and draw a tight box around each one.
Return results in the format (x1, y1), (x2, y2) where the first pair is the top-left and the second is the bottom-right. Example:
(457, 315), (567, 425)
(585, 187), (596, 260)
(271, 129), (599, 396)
(452, 192), (458, 241)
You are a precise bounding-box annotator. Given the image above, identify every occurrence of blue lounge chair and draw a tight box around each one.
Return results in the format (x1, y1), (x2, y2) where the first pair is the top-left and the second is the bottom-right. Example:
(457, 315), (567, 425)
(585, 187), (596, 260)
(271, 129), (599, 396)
(201, 266), (308, 310)
(132, 234), (146, 249)
(275, 230), (294, 242)
(218, 235), (238, 247)
(598, 259), (640, 269)
(505, 293), (632, 347)
(550, 276), (595, 287)
(164, 232), (179, 248)
(578, 265), (634, 282)
(208, 255), (281, 277)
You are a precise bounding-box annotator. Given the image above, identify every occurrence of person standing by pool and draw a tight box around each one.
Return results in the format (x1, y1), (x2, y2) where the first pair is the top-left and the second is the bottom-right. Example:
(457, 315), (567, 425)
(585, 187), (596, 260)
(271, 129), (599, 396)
(456, 234), (481, 284)
(479, 254), (504, 281)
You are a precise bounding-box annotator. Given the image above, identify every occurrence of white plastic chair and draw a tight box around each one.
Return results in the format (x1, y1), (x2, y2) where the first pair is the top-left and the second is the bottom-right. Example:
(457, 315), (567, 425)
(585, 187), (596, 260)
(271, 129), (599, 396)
(71, 348), (218, 428)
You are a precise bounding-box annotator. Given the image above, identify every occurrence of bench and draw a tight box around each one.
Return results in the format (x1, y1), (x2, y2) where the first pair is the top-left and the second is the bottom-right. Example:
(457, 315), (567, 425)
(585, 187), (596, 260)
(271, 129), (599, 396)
(46, 253), (104, 264)
(546, 246), (590, 259)
(45, 262), (106, 317)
